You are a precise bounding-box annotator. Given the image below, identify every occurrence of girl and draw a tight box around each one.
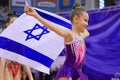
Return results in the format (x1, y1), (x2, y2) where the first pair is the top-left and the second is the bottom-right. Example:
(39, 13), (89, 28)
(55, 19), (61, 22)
(24, 3), (89, 80)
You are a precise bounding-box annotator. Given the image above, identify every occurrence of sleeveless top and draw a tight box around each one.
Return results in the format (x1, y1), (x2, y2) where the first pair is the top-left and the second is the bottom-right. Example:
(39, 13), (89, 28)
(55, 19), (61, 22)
(64, 35), (86, 68)
(55, 35), (89, 80)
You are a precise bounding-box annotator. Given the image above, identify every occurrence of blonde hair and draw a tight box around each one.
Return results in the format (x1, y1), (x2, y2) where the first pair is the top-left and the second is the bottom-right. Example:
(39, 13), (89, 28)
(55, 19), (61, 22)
(70, 3), (86, 22)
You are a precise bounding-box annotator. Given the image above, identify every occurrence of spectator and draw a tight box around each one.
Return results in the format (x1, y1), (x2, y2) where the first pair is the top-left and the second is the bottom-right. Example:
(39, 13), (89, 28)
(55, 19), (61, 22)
(0, 12), (34, 80)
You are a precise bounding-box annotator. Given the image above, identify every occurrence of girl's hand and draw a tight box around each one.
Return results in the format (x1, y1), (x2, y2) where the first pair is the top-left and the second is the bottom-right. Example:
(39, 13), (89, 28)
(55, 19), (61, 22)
(24, 6), (39, 18)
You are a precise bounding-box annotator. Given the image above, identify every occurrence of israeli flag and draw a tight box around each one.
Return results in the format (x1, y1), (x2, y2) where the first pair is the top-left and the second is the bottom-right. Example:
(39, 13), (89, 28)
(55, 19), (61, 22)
(0, 8), (71, 74)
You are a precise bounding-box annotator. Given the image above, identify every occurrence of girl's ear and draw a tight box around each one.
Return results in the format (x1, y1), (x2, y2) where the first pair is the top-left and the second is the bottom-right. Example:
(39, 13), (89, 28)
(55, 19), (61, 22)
(73, 15), (79, 23)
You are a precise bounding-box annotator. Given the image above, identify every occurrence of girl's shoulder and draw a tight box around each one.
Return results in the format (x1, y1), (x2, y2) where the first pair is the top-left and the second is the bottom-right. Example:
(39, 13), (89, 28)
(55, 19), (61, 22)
(64, 30), (74, 43)
(64, 31), (78, 44)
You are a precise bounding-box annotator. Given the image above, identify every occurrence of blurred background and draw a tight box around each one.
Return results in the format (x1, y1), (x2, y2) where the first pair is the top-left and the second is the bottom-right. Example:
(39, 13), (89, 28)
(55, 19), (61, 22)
(0, 0), (120, 80)
(0, 0), (120, 31)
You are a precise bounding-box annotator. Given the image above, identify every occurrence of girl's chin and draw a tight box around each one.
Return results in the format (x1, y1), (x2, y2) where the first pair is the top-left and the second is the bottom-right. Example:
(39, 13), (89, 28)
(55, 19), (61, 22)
(78, 28), (85, 33)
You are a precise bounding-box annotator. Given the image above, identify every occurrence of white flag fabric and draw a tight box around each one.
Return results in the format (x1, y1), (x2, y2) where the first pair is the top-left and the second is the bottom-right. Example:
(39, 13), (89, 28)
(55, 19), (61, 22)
(0, 8), (71, 74)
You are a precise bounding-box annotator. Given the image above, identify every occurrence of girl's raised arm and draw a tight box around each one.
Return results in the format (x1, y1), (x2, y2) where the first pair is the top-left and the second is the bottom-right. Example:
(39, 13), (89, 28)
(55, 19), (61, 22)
(24, 6), (72, 42)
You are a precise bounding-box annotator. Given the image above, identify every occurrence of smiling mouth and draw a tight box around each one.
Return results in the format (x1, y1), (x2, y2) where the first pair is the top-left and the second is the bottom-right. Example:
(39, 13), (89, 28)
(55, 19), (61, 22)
(83, 26), (86, 29)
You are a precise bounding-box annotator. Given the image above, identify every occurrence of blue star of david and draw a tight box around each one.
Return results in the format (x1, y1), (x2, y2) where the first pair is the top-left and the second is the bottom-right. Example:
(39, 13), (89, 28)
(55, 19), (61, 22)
(24, 23), (50, 41)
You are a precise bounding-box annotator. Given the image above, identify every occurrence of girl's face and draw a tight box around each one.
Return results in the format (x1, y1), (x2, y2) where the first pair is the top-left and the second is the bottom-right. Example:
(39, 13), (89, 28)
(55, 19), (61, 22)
(74, 12), (89, 33)
(6, 17), (17, 27)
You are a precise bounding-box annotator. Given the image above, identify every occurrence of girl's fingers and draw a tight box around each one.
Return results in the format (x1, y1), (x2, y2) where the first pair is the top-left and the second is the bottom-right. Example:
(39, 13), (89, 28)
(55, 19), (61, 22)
(24, 6), (28, 13)
(24, 6), (30, 14)
(26, 11), (28, 14)
(24, 6), (29, 12)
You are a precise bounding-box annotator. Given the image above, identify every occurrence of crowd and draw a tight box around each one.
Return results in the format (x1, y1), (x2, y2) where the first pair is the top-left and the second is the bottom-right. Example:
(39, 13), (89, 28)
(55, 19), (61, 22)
(0, 4), (8, 32)
(0, 5), (61, 80)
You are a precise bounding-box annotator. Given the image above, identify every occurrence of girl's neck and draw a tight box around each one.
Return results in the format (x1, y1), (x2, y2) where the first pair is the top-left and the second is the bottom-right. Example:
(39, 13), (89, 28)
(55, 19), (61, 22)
(72, 25), (81, 36)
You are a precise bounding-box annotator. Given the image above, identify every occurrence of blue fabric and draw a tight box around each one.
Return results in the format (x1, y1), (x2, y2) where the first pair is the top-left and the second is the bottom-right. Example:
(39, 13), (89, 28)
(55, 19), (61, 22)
(58, 6), (120, 80)
(0, 37), (53, 68)
(36, 10), (72, 29)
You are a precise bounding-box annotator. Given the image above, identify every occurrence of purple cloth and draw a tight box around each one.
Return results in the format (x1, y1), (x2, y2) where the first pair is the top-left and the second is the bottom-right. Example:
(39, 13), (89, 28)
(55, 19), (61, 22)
(58, 6), (120, 80)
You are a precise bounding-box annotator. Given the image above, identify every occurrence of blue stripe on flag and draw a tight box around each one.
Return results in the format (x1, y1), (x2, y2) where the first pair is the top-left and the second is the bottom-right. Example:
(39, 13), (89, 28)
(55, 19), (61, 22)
(0, 37), (53, 68)
(35, 10), (72, 29)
